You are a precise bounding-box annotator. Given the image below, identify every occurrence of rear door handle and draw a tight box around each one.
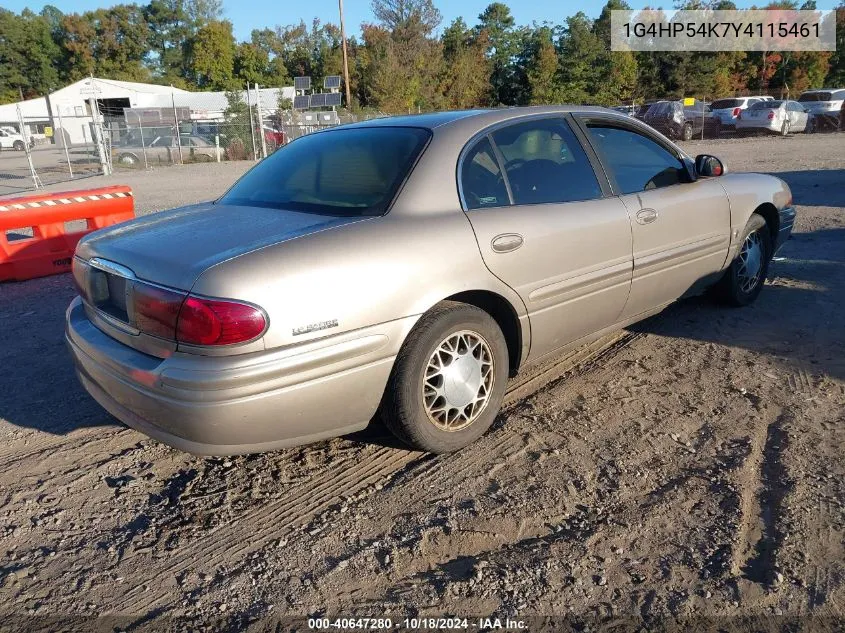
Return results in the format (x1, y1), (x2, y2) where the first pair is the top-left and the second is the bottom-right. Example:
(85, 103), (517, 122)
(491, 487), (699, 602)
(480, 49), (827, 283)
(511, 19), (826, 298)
(636, 208), (659, 225)
(491, 233), (524, 253)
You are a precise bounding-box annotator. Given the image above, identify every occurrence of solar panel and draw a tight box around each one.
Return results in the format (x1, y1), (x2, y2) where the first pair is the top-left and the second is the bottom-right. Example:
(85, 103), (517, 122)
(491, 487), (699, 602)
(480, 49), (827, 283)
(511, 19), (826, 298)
(323, 75), (342, 89)
(310, 93), (327, 107)
(293, 95), (310, 109)
(294, 76), (311, 91)
(325, 92), (342, 107)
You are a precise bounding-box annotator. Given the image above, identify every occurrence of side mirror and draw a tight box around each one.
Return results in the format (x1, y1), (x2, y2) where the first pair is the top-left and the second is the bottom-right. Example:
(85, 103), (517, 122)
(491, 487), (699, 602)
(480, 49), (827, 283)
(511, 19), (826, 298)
(695, 154), (725, 177)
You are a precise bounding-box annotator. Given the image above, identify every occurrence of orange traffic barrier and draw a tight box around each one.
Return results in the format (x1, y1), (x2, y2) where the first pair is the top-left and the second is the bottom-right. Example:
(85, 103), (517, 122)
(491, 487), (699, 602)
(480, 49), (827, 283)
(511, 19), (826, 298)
(0, 185), (134, 282)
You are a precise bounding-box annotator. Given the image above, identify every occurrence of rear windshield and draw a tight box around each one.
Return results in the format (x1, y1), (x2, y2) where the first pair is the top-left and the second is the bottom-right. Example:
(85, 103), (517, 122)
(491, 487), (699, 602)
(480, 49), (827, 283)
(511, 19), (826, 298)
(220, 126), (430, 216)
(711, 99), (742, 109)
(798, 92), (831, 102)
(749, 100), (782, 109)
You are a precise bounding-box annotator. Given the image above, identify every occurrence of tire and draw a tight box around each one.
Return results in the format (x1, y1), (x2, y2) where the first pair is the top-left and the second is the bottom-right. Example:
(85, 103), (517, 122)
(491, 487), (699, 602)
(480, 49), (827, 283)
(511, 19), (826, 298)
(12, 140), (24, 151)
(681, 123), (694, 141)
(379, 301), (509, 453)
(714, 214), (772, 307)
(117, 153), (139, 166)
(781, 120), (790, 136)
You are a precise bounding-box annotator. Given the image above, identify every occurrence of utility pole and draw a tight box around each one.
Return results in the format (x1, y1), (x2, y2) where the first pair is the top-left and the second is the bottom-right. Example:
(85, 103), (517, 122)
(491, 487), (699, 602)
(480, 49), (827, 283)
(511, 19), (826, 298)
(339, 0), (352, 110)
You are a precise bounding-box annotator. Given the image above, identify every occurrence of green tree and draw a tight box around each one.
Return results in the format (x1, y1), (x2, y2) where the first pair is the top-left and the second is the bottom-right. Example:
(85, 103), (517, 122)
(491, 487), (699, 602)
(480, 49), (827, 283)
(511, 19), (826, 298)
(823, 5), (845, 86)
(0, 8), (62, 103)
(476, 2), (520, 104)
(519, 26), (561, 105)
(557, 12), (604, 104)
(143, 0), (222, 83)
(439, 18), (491, 109)
(57, 5), (151, 82)
(190, 19), (236, 89)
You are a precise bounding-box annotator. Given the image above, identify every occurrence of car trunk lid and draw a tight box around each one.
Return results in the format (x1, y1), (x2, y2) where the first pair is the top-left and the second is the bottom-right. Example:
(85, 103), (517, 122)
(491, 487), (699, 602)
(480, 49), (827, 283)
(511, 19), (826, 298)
(76, 202), (366, 291)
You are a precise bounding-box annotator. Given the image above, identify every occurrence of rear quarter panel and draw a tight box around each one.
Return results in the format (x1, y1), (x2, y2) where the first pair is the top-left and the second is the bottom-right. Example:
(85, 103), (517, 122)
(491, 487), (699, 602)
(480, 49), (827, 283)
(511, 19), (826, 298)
(189, 210), (529, 353)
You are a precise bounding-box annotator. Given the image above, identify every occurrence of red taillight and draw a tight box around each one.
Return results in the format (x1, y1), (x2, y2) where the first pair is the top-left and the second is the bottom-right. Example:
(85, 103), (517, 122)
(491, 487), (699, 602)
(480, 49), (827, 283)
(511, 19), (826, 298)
(133, 283), (185, 340)
(131, 280), (266, 346)
(736, 111), (742, 120)
(767, 111), (775, 120)
(732, 107), (741, 116)
(176, 296), (266, 346)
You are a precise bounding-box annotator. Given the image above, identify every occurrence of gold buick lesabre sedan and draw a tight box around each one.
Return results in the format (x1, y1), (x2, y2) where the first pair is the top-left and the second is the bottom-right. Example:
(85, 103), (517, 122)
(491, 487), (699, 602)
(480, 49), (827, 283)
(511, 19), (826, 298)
(66, 107), (796, 455)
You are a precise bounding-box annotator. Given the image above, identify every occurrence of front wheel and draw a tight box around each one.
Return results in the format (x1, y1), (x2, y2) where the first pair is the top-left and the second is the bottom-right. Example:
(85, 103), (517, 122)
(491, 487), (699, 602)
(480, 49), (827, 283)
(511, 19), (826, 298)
(714, 214), (772, 306)
(379, 301), (509, 453)
(12, 140), (24, 151)
(681, 123), (694, 141)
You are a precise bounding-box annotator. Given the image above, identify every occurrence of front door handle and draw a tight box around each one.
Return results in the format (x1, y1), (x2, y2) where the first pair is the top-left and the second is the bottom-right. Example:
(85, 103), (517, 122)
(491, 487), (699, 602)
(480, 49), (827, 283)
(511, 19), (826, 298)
(636, 208), (659, 225)
(491, 233), (524, 253)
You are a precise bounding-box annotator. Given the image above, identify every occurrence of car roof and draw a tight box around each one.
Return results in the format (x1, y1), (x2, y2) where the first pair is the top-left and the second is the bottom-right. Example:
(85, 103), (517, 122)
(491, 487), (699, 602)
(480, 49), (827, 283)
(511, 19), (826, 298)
(338, 105), (615, 132)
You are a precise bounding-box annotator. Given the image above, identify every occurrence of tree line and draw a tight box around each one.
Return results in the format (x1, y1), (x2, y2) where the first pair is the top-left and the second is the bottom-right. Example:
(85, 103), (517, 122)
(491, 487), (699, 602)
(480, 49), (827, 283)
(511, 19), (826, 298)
(1, 0), (844, 110)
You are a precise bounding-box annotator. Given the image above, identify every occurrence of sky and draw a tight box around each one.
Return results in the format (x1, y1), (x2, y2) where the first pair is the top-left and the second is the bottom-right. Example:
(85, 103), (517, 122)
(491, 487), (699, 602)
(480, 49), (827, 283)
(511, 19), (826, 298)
(6, 0), (842, 41)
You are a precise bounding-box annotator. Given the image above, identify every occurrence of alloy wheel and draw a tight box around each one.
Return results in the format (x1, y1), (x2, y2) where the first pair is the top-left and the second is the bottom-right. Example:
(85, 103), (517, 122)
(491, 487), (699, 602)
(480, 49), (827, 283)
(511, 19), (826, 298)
(422, 330), (494, 431)
(737, 230), (764, 294)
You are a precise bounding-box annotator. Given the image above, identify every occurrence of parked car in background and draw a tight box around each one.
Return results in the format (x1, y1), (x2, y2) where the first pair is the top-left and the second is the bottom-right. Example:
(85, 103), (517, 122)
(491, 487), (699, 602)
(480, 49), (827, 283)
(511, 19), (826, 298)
(612, 104), (637, 117)
(736, 100), (810, 136)
(263, 125), (287, 150)
(67, 106), (795, 456)
(633, 101), (658, 121)
(798, 88), (845, 131)
(710, 97), (763, 130)
(0, 127), (30, 151)
(643, 99), (716, 140)
(113, 134), (217, 166)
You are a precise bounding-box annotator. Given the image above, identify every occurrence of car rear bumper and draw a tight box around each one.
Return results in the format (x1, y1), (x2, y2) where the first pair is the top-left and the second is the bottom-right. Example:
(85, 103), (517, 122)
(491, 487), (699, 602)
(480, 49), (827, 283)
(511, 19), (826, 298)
(66, 296), (413, 455)
(736, 119), (780, 133)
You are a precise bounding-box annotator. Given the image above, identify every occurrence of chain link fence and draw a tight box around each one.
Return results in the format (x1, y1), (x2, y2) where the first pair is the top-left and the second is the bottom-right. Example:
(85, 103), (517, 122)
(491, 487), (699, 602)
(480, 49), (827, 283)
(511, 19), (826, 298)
(0, 85), (384, 196)
(2, 81), (842, 197)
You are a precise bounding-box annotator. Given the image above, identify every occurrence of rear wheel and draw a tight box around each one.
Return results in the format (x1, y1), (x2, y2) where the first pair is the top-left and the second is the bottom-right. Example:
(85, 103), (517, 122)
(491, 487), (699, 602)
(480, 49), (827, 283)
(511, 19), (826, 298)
(681, 123), (694, 141)
(117, 153), (139, 166)
(714, 214), (771, 306)
(781, 120), (790, 136)
(380, 301), (509, 453)
(12, 140), (24, 151)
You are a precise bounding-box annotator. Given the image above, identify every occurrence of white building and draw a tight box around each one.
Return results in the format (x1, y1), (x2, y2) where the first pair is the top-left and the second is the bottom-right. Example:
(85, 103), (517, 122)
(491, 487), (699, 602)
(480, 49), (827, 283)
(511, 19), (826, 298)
(0, 77), (295, 146)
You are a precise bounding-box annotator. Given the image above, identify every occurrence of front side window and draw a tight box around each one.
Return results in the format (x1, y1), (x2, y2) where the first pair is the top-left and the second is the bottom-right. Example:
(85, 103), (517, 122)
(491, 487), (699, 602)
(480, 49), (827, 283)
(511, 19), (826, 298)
(220, 126), (430, 216)
(587, 125), (686, 195)
(489, 118), (602, 205)
(461, 137), (509, 210)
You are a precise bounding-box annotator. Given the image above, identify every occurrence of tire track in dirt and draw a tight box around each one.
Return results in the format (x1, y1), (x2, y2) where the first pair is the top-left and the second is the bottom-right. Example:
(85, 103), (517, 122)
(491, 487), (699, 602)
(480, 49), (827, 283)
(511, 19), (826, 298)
(117, 327), (648, 613)
(732, 408), (792, 587)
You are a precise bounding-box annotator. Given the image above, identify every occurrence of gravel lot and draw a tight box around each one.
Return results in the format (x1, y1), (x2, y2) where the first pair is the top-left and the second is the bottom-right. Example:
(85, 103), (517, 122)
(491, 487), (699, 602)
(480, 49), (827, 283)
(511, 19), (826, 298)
(0, 134), (843, 631)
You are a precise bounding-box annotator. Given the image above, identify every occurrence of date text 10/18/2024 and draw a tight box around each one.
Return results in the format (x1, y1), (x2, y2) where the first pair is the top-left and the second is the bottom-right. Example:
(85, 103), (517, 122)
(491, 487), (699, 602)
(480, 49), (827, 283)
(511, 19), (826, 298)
(308, 617), (528, 630)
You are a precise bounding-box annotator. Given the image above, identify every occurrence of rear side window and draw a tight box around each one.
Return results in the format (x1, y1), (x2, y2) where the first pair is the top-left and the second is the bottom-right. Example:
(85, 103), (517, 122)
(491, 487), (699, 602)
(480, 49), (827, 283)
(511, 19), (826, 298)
(461, 137), (510, 209)
(711, 99), (742, 109)
(489, 118), (602, 205)
(220, 127), (430, 216)
(587, 125), (685, 195)
(750, 100), (782, 110)
(799, 92), (831, 102)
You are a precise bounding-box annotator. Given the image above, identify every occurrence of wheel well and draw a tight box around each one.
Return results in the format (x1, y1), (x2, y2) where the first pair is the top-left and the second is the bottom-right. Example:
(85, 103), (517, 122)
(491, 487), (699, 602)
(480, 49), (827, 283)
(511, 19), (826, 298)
(754, 203), (779, 241)
(445, 290), (523, 376)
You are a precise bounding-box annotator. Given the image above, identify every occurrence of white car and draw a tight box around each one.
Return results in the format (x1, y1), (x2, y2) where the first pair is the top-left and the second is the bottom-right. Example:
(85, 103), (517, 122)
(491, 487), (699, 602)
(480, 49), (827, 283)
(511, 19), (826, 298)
(736, 100), (810, 136)
(0, 128), (28, 151)
(798, 88), (845, 130)
(710, 97), (763, 128)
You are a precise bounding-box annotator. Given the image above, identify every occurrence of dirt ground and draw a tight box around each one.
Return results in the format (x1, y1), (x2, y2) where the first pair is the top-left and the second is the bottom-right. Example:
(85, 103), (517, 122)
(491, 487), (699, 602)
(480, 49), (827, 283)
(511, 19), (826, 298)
(0, 133), (843, 631)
